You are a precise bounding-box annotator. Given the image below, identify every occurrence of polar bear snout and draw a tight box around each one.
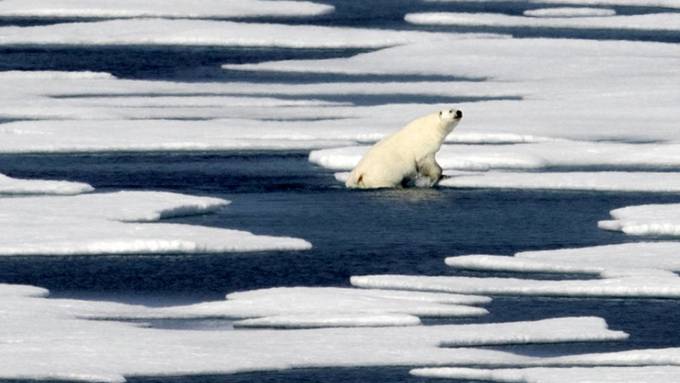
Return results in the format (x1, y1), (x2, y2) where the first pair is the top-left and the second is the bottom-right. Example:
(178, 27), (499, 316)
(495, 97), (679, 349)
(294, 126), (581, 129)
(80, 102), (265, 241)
(439, 108), (463, 122)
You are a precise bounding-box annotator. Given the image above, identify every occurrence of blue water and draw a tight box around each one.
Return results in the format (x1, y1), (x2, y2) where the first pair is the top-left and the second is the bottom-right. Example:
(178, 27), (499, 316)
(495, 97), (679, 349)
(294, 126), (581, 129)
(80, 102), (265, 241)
(2, 1), (680, 382)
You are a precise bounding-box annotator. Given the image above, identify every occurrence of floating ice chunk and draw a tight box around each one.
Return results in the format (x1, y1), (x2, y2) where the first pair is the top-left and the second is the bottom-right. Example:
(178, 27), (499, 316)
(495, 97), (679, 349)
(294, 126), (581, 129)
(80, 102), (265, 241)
(0, 19), (456, 48)
(352, 272), (680, 298)
(0, 173), (93, 195)
(234, 313), (423, 328)
(600, 204), (680, 236)
(0, 0), (334, 19)
(411, 366), (680, 383)
(0, 191), (311, 256)
(524, 7), (616, 17)
(405, 12), (680, 31)
(440, 171), (680, 192)
(0, 283), (626, 382)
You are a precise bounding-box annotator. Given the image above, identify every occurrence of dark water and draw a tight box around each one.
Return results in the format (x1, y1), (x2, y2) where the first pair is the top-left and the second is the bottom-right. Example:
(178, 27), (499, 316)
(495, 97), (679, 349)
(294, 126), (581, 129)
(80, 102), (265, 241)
(2, 152), (679, 299)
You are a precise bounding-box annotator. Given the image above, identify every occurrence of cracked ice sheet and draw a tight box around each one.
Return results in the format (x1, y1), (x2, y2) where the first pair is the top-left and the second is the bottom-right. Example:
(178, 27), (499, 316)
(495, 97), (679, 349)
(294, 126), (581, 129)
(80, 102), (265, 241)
(0, 19), (465, 48)
(0, 0), (334, 19)
(0, 173), (93, 195)
(599, 204), (680, 237)
(0, 284), (627, 382)
(404, 12), (680, 31)
(93, 287), (491, 328)
(410, 366), (680, 383)
(0, 191), (310, 256)
(227, 38), (680, 143)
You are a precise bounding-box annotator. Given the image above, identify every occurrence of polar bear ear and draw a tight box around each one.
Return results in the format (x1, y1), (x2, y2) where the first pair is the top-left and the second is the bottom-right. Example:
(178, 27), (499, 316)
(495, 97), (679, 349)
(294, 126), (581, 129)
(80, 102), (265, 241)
(439, 110), (442, 118)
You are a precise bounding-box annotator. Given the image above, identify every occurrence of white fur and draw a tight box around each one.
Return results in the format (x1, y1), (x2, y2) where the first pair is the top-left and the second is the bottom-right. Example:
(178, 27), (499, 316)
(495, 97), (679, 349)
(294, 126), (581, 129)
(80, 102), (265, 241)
(345, 108), (462, 189)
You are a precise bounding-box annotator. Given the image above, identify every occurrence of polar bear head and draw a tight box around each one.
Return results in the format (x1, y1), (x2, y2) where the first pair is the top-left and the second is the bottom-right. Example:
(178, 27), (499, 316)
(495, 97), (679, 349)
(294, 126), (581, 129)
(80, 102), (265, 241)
(438, 108), (462, 132)
(439, 108), (462, 123)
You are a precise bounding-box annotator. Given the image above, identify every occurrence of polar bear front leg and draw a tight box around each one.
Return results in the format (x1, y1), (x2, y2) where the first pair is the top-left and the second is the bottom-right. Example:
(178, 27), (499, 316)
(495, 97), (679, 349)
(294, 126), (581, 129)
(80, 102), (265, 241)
(416, 154), (443, 186)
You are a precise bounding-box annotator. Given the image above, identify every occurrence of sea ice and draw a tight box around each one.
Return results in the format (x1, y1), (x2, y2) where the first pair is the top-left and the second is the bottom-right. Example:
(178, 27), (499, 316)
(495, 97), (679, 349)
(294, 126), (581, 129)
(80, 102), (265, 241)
(0, 191), (311, 256)
(439, 171), (680, 192)
(424, 0), (680, 10)
(227, 38), (680, 143)
(0, 173), (93, 195)
(445, 242), (680, 278)
(352, 274), (680, 298)
(599, 204), (680, 236)
(404, 12), (680, 31)
(523, 7), (617, 17)
(0, 19), (456, 48)
(0, 282), (627, 382)
(310, 141), (680, 172)
(96, 287), (490, 327)
(352, 242), (680, 298)
(411, 366), (680, 383)
(0, 0), (334, 19)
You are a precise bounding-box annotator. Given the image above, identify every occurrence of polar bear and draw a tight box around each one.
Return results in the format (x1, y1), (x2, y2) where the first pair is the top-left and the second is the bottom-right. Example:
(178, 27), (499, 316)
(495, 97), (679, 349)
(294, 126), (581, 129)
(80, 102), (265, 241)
(345, 108), (462, 189)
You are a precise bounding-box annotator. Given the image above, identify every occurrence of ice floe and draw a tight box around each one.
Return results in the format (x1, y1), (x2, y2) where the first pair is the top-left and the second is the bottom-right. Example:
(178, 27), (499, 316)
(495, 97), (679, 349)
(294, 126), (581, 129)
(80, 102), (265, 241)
(227, 38), (680, 143)
(97, 287), (491, 328)
(440, 171), (680, 192)
(445, 243), (680, 278)
(0, 173), (93, 195)
(425, 0), (680, 10)
(0, 191), (310, 256)
(600, 204), (680, 236)
(524, 7), (617, 17)
(311, 141), (680, 171)
(0, 0), (334, 19)
(0, 19), (457, 48)
(404, 12), (680, 31)
(0, 282), (628, 382)
(353, 242), (680, 298)
(411, 366), (680, 383)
